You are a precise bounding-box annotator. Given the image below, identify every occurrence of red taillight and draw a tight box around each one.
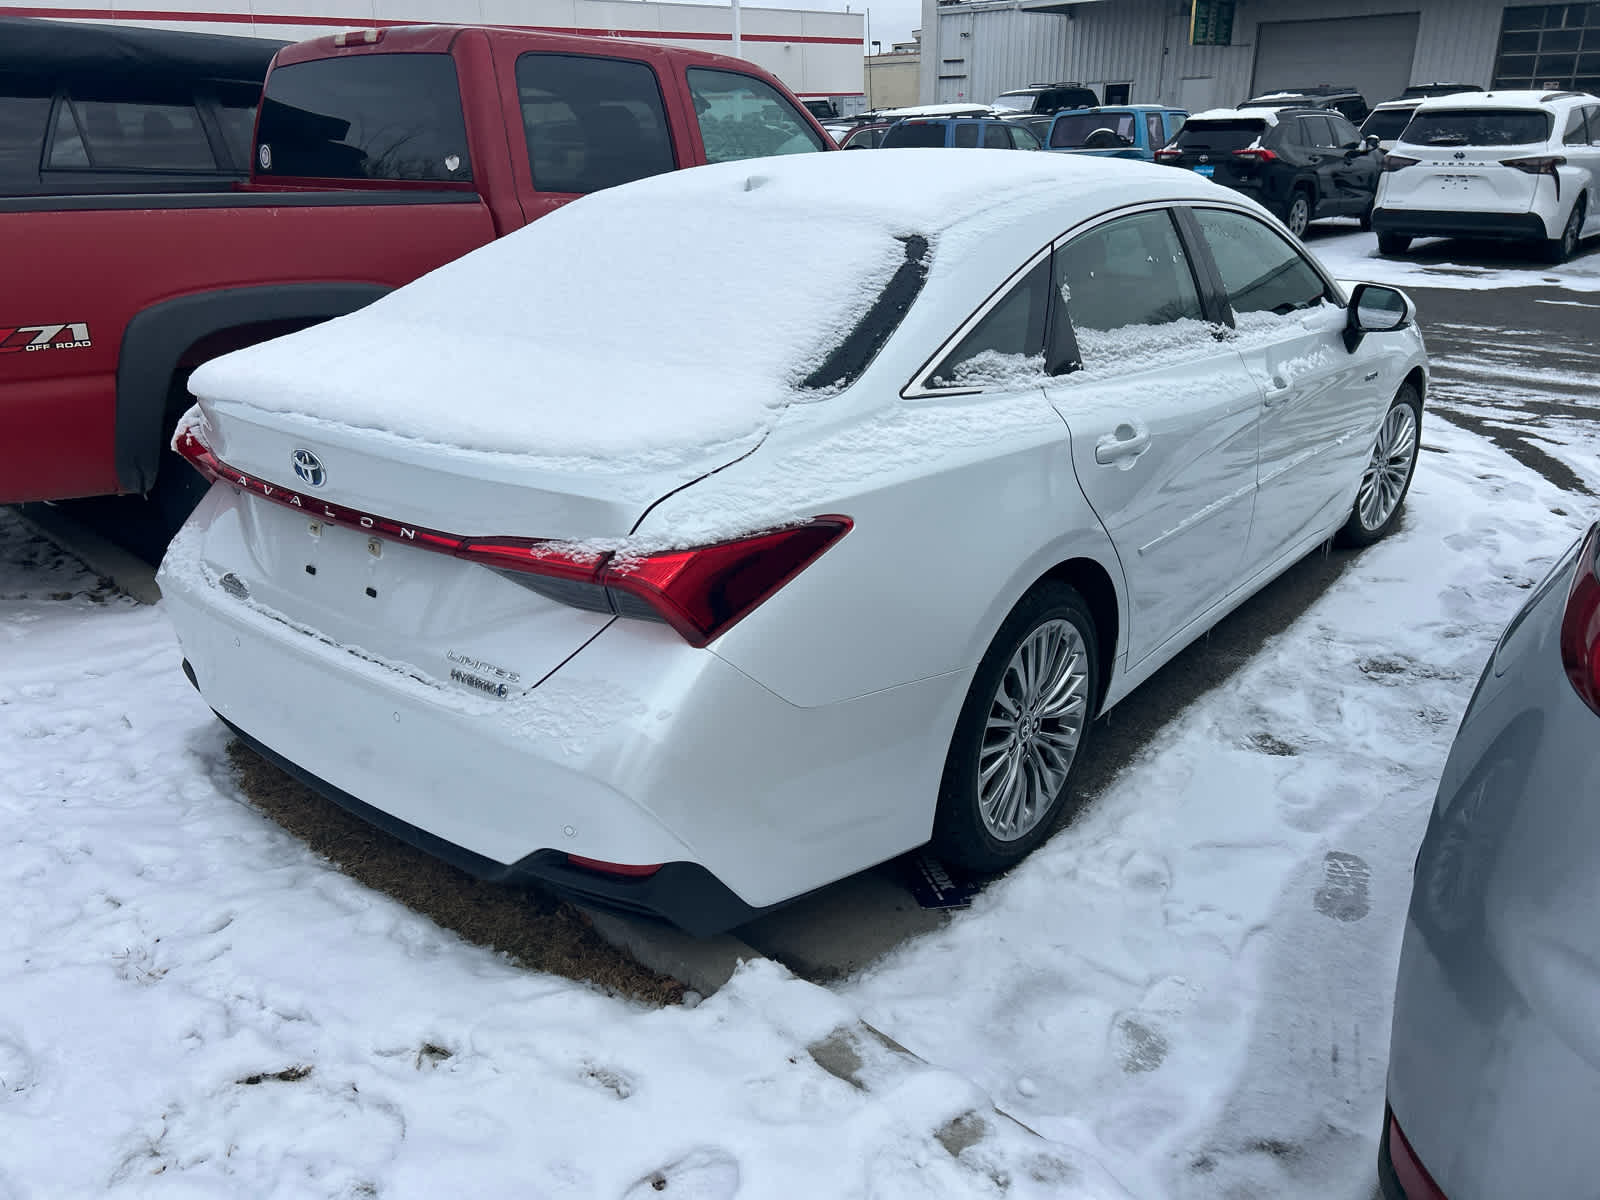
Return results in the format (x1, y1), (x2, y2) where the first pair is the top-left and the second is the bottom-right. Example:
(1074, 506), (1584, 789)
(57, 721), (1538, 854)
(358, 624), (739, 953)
(1154, 146), (1181, 161)
(1381, 154), (1420, 172)
(174, 425), (851, 647)
(1503, 154), (1565, 175)
(464, 518), (853, 647)
(1231, 147), (1278, 162)
(565, 855), (662, 878)
(1387, 1111), (1448, 1200)
(1560, 525), (1600, 717)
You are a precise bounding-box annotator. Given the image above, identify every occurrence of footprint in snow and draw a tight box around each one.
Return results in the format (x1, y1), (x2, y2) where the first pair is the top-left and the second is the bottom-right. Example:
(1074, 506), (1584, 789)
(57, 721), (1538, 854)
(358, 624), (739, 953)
(1113, 1016), (1169, 1074)
(0, 1031), (36, 1097)
(1313, 851), (1371, 923)
(623, 1147), (740, 1198)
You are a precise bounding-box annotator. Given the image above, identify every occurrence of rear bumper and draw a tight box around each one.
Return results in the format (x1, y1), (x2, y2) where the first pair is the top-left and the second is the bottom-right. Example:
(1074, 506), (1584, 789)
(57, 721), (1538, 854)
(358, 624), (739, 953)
(1372, 207), (1549, 241)
(219, 711), (768, 935)
(159, 515), (959, 932)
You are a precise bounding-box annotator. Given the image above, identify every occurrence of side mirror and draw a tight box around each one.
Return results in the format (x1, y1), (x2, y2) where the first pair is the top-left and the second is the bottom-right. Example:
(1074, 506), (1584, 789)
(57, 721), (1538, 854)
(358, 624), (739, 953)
(1343, 282), (1411, 352)
(1363, 134), (1382, 152)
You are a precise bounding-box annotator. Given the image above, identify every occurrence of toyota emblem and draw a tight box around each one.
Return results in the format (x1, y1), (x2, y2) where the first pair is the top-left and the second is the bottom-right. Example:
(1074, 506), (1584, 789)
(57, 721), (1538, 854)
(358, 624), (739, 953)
(1453, 150), (1466, 160)
(291, 448), (326, 487)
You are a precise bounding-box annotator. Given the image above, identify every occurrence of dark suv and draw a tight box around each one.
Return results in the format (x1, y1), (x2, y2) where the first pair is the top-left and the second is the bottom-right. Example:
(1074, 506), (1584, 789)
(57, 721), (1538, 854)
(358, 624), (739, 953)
(1241, 85), (1369, 124)
(991, 82), (1100, 116)
(0, 17), (283, 196)
(1155, 106), (1382, 237)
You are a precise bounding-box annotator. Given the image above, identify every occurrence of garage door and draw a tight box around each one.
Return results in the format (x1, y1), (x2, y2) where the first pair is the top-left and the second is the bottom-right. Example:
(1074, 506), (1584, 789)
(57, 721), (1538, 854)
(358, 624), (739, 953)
(1252, 14), (1421, 109)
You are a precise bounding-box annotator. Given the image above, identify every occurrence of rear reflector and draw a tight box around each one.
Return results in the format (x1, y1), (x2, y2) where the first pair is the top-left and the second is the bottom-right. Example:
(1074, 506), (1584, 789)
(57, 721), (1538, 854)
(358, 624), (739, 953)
(174, 427), (851, 647)
(566, 855), (663, 878)
(1560, 524), (1600, 717)
(1387, 1110), (1449, 1200)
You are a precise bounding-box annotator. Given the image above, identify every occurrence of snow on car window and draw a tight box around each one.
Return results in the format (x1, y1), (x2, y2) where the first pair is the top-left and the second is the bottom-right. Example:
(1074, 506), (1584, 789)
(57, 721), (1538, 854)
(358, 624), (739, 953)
(935, 349), (1047, 389)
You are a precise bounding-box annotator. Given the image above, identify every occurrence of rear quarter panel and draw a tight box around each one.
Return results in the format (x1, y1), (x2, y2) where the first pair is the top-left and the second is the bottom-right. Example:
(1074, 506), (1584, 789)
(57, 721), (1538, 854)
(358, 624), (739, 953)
(641, 389), (1125, 710)
(0, 196), (495, 503)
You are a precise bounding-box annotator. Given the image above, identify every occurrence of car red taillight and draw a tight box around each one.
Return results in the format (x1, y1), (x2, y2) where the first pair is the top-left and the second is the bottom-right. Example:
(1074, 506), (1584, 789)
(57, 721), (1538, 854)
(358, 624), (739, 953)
(1387, 1110), (1448, 1200)
(1502, 154), (1565, 175)
(1154, 146), (1181, 161)
(174, 427), (852, 647)
(1381, 154), (1420, 172)
(1559, 524), (1600, 717)
(1231, 147), (1278, 162)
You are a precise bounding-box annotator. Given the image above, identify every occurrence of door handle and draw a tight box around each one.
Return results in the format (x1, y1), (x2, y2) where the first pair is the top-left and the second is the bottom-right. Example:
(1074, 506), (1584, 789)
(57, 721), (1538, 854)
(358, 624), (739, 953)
(1095, 423), (1151, 465)
(1263, 375), (1291, 408)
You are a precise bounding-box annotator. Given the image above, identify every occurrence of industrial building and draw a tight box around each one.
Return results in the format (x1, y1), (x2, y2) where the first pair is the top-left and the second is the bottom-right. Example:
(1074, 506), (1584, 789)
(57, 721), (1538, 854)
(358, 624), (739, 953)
(918, 0), (1600, 113)
(1, 1), (867, 105)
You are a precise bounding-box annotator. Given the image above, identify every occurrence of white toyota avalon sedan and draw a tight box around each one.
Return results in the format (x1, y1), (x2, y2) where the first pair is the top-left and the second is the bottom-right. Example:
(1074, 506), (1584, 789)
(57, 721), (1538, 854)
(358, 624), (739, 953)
(160, 150), (1428, 934)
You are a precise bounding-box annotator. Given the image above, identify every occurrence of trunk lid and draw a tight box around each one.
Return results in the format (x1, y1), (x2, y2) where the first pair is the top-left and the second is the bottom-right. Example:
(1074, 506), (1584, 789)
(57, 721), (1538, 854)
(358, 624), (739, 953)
(1386, 107), (1554, 213)
(185, 394), (759, 697)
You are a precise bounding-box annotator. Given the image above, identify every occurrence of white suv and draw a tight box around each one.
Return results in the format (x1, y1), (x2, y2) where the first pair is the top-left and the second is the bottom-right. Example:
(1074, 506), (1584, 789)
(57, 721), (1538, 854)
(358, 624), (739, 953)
(1372, 90), (1600, 263)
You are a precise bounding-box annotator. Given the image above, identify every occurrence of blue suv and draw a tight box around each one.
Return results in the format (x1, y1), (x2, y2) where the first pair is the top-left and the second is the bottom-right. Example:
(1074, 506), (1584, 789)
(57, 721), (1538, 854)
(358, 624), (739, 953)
(880, 114), (1041, 150)
(1043, 105), (1188, 161)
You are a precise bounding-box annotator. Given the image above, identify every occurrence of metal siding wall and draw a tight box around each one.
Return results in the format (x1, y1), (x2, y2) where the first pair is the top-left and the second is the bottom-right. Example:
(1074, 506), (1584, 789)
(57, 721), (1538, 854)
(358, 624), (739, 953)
(943, 0), (1510, 109)
(936, 8), (1069, 102)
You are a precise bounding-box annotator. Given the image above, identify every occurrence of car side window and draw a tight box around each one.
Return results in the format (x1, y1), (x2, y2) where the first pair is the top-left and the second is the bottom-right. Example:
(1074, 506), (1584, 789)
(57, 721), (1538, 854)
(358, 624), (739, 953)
(1192, 207), (1329, 315)
(984, 123), (1009, 149)
(517, 54), (676, 194)
(1144, 113), (1164, 148)
(1563, 107), (1589, 146)
(1589, 106), (1600, 146)
(686, 68), (825, 163)
(49, 96), (216, 171)
(953, 122), (980, 148)
(1009, 124), (1040, 150)
(1302, 114), (1338, 149)
(929, 258), (1051, 389)
(1052, 209), (1203, 344)
(0, 86), (52, 179)
(1328, 113), (1362, 147)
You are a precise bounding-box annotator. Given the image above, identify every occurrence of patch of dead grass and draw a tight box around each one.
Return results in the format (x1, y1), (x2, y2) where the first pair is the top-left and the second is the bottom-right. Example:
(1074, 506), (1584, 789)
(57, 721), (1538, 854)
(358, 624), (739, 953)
(227, 741), (685, 1007)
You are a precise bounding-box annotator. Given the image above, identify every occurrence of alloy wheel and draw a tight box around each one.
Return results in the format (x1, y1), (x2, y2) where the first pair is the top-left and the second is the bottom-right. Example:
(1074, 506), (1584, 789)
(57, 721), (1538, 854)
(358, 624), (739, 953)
(1287, 194), (1310, 237)
(1357, 403), (1418, 532)
(976, 618), (1090, 842)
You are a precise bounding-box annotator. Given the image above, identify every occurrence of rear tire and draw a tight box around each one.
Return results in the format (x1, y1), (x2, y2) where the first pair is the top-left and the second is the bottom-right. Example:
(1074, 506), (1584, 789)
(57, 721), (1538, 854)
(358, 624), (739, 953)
(1377, 232), (1411, 256)
(1543, 200), (1584, 264)
(932, 582), (1099, 873)
(1336, 383), (1422, 548)
(1358, 200), (1374, 232)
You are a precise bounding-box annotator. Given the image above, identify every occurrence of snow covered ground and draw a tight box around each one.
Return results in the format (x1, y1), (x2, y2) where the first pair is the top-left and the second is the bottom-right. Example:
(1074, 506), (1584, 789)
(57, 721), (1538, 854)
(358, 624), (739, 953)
(3, 254), (1596, 1196)
(1308, 224), (1600, 293)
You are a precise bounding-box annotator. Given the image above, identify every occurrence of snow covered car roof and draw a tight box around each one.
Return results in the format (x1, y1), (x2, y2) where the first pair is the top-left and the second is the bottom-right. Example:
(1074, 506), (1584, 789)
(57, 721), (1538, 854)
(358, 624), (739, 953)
(191, 151), (1239, 473)
(1185, 107), (1282, 125)
(1412, 88), (1586, 111)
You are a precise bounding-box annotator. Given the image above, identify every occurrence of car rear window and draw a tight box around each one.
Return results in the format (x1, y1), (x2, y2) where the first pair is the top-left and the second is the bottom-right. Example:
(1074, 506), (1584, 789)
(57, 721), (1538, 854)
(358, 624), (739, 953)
(1361, 108), (1414, 141)
(881, 121), (947, 148)
(1050, 111), (1136, 148)
(1173, 119), (1268, 152)
(256, 53), (471, 181)
(1401, 109), (1552, 147)
(991, 92), (1036, 113)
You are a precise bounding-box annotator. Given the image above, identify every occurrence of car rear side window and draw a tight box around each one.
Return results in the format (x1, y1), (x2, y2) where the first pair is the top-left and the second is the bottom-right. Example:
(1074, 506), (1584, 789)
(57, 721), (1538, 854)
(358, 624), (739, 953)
(1402, 109), (1551, 147)
(517, 53), (675, 194)
(1051, 111), (1136, 148)
(686, 68), (824, 163)
(1174, 119), (1268, 152)
(1299, 114), (1338, 148)
(1145, 113), (1164, 148)
(1054, 209), (1202, 336)
(882, 121), (946, 148)
(953, 122), (980, 148)
(0, 80), (51, 180)
(1192, 208), (1328, 316)
(930, 258), (1051, 388)
(47, 95), (216, 171)
(256, 54), (471, 181)
(1562, 107), (1592, 146)
(983, 123), (1009, 149)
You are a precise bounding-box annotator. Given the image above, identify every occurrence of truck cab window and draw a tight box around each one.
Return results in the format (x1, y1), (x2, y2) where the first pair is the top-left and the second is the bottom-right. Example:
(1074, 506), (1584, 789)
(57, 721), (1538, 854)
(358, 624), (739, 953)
(516, 53), (676, 194)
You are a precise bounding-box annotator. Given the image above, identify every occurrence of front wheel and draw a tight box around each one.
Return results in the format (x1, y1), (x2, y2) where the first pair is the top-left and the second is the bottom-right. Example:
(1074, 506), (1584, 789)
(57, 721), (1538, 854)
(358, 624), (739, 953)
(1336, 384), (1422, 547)
(932, 582), (1099, 873)
(1377, 232), (1411, 256)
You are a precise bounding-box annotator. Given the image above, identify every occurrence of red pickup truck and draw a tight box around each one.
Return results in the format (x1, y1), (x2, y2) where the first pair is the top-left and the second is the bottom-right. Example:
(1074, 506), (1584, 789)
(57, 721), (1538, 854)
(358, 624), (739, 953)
(0, 24), (831, 533)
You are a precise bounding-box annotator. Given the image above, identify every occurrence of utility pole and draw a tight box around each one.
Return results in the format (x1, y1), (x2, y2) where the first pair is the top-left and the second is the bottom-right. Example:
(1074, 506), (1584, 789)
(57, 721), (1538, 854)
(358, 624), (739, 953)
(732, 0), (741, 56)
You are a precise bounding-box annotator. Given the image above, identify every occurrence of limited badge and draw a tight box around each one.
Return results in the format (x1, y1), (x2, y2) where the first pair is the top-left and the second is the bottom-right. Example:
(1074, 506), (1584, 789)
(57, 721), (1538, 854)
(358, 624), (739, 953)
(258, 143), (273, 170)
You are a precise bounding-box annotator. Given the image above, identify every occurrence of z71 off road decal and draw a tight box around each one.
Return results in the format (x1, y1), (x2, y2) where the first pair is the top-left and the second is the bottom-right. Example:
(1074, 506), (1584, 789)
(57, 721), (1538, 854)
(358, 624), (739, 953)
(0, 324), (92, 354)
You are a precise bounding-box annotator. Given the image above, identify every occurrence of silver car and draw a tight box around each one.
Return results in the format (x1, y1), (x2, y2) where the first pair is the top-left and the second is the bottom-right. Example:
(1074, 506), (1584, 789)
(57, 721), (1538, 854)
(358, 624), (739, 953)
(1382, 521), (1600, 1199)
